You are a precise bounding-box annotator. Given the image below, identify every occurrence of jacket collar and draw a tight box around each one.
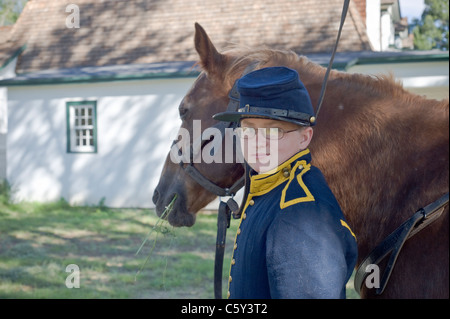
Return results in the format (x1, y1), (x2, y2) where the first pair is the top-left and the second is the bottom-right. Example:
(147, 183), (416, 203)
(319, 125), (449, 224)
(249, 149), (311, 195)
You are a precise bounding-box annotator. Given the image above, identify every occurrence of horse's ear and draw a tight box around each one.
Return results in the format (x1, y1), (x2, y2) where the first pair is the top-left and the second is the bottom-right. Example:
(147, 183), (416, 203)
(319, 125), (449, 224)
(194, 23), (226, 74)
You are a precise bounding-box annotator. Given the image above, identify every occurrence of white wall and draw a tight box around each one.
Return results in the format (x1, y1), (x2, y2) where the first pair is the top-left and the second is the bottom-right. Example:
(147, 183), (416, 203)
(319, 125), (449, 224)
(347, 60), (449, 100)
(1, 58), (18, 180)
(7, 78), (194, 207)
(381, 9), (395, 51)
(0, 87), (7, 180)
(366, 0), (381, 51)
(6, 58), (448, 209)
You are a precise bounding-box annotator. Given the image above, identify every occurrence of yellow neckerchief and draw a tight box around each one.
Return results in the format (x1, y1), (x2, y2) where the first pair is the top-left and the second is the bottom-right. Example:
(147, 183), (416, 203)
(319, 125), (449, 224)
(248, 149), (310, 197)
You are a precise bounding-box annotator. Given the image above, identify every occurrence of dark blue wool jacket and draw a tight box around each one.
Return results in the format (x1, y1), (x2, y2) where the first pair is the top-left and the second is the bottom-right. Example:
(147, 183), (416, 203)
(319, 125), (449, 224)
(228, 149), (357, 299)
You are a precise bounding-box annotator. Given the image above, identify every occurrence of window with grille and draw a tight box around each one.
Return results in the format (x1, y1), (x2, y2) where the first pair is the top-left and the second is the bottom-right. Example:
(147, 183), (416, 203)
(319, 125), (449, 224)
(66, 101), (98, 153)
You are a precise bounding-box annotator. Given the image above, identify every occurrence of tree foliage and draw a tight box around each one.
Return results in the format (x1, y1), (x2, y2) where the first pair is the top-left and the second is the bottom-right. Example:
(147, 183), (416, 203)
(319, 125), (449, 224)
(0, 0), (28, 26)
(412, 0), (449, 50)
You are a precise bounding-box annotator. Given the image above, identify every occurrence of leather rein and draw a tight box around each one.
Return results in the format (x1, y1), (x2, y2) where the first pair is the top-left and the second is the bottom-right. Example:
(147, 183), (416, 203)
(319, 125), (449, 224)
(172, 73), (251, 299)
(354, 192), (449, 296)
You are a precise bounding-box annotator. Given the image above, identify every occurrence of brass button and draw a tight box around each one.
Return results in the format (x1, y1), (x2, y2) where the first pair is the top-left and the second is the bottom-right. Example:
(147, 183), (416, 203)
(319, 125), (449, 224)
(237, 228), (241, 235)
(234, 243), (238, 250)
(283, 167), (290, 178)
(227, 291), (230, 298)
(249, 199), (255, 206)
(229, 276), (232, 283)
(310, 116), (316, 124)
(242, 213), (247, 220)
(299, 164), (304, 170)
(231, 259), (236, 265)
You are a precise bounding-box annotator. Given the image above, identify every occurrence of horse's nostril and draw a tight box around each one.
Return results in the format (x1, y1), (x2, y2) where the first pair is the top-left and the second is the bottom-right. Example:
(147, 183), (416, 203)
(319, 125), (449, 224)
(152, 189), (160, 204)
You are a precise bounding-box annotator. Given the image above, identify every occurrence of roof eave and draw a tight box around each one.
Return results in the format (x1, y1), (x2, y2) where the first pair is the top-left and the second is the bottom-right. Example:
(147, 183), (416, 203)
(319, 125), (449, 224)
(1, 51), (448, 87)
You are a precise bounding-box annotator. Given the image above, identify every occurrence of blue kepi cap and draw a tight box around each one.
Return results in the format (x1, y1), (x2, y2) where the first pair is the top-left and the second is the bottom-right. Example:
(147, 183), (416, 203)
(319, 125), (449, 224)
(213, 66), (316, 126)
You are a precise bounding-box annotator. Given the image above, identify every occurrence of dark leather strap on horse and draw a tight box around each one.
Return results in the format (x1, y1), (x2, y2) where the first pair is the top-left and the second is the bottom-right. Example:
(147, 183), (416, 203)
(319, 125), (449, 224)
(354, 192), (449, 296)
(184, 164), (244, 197)
(212, 67), (256, 299)
(173, 63), (257, 299)
(173, 77), (245, 197)
(315, 0), (350, 120)
(214, 198), (240, 299)
(174, 66), (253, 298)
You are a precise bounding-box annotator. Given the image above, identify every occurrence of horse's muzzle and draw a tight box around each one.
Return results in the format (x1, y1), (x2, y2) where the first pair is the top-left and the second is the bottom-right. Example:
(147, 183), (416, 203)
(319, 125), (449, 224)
(152, 187), (196, 227)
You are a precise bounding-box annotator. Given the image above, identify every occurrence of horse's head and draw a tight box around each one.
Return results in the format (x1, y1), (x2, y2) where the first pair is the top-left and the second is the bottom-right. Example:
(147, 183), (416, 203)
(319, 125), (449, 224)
(152, 23), (246, 226)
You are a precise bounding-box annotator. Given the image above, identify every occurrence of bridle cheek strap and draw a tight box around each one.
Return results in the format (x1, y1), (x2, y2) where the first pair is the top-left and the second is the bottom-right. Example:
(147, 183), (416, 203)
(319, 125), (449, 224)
(174, 65), (255, 299)
(173, 79), (244, 198)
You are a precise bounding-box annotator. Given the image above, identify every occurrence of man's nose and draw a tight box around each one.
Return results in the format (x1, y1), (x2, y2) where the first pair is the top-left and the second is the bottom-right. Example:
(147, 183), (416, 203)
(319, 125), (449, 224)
(255, 129), (269, 147)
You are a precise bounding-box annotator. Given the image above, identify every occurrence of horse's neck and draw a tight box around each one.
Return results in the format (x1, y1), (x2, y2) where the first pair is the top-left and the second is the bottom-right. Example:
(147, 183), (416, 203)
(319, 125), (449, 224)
(308, 74), (449, 249)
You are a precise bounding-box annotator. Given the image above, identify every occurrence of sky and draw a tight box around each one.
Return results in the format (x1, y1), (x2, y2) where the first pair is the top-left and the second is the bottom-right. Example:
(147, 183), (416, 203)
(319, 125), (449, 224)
(399, 0), (426, 22)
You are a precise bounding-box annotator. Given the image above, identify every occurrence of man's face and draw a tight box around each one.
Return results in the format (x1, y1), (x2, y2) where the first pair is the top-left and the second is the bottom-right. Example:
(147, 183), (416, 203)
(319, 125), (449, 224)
(237, 118), (313, 173)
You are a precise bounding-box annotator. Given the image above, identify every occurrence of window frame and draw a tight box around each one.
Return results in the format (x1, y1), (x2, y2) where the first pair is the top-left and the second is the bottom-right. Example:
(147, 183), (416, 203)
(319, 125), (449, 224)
(66, 101), (98, 154)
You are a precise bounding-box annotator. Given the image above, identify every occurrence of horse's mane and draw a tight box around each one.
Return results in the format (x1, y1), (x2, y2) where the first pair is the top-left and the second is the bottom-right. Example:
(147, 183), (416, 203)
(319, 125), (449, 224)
(223, 46), (320, 84)
(223, 47), (449, 111)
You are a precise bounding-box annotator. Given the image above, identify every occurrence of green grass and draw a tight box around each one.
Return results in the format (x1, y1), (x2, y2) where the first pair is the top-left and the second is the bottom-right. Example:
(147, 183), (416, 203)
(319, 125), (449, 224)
(0, 193), (358, 299)
(0, 197), (239, 298)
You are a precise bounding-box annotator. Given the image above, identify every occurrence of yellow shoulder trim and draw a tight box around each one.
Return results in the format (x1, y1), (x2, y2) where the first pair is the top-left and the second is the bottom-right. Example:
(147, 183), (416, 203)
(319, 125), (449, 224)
(340, 219), (357, 240)
(280, 161), (315, 209)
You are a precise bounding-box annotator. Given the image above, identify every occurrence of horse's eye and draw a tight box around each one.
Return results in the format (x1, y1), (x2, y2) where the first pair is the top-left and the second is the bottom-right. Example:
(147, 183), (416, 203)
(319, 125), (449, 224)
(179, 107), (188, 120)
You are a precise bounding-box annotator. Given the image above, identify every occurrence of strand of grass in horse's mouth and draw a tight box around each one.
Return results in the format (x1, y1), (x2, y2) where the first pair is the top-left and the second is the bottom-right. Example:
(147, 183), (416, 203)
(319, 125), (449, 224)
(135, 194), (177, 256)
(134, 194), (178, 281)
(161, 194), (178, 220)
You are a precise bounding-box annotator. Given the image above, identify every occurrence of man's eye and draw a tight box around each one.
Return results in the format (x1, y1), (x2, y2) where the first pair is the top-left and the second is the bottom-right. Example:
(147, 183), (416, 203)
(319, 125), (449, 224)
(261, 128), (284, 140)
(235, 127), (256, 138)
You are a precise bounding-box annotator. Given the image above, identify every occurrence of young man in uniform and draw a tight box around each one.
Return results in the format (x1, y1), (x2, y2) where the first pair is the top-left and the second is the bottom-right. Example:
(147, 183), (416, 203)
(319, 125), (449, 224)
(213, 66), (357, 299)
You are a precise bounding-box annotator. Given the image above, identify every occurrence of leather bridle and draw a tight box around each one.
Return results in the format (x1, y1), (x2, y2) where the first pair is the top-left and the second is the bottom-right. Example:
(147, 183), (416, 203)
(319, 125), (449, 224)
(171, 61), (260, 203)
(171, 66), (259, 299)
(171, 80), (245, 199)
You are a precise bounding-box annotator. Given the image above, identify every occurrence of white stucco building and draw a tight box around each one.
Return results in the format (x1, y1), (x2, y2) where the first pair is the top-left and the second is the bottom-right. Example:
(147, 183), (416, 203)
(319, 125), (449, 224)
(0, 0), (448, 208)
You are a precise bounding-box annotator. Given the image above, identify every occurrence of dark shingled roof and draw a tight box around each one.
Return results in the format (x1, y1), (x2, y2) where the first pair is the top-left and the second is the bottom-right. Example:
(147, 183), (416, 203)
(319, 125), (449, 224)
(1, 0), (371, 74)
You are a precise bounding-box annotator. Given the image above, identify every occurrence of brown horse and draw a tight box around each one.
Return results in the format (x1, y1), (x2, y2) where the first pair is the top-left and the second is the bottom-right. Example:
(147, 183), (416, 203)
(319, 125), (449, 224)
(152, 23), (449, 299)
